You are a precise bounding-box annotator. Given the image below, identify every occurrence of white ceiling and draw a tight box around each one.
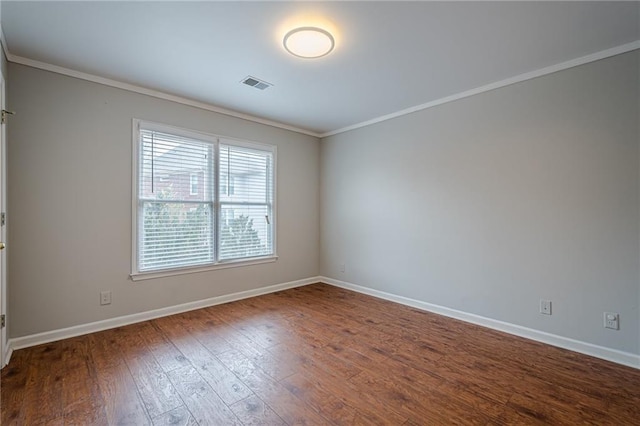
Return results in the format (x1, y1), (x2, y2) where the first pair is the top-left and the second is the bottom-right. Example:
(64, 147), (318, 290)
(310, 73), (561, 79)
(2, 1), (639, 136)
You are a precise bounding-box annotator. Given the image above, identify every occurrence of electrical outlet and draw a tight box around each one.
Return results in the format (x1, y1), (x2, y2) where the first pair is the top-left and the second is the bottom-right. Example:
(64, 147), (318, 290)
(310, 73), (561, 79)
(540, 299), (552, 315)
(100, 291), (112, 306)
(340, 263), (346, 273)
(604, 312), (619, 330)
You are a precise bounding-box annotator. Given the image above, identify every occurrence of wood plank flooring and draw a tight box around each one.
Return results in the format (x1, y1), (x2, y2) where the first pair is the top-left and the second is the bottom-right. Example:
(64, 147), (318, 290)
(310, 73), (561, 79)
(2, 283), (639, 425)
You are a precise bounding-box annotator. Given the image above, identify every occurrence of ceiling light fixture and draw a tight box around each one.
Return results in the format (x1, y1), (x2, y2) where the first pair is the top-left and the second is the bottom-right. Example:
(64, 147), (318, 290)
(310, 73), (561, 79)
(283, 27), (335, 59)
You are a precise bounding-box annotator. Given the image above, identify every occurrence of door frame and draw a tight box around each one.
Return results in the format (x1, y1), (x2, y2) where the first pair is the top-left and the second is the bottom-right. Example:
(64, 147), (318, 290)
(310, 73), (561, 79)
(0, 68), (7, 368)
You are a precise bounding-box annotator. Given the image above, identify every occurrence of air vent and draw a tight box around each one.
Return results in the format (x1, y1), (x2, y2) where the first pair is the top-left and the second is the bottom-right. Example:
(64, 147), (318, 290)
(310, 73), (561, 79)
(241, 76), (273, 90)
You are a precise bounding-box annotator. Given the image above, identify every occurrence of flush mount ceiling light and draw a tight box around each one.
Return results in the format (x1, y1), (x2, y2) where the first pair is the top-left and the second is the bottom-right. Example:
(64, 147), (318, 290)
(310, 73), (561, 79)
(283, 27), (335, 59)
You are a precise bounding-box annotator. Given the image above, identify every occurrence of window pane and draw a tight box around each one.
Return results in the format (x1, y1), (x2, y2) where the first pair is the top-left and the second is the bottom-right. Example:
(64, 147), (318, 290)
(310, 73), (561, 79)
(220, 204), (272, 260)
(141, 130), (212, 202)
(140, 202), (213, 270)
(219, 144), (272, 203)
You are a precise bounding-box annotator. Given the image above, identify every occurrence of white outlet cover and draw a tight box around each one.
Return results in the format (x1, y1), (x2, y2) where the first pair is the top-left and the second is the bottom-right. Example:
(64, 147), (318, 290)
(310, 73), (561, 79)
(540, 299), (552, 315)
(604, 312), (619, 330)
(100, 291), (112, 305)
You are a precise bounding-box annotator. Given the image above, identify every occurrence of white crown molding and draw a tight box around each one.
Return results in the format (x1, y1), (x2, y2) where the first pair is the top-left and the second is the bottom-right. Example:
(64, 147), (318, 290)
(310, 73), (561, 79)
(3, 38), (638, 139)
(320, 276), (640, 370)
(5, 52), (321, 138)
(4, 276), (321, 366)
(320, 40), (640, 138)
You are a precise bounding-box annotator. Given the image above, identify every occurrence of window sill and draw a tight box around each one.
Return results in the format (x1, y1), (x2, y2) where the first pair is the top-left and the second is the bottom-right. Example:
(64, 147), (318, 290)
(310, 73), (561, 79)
(130, 255), (278, 281)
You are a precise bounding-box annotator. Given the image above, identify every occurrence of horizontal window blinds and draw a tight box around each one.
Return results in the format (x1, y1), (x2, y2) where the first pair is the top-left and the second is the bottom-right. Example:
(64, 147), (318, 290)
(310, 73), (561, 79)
(141, 202), (213, 270)
(138, 130), (214, 271)
(219, 143), (273, 260)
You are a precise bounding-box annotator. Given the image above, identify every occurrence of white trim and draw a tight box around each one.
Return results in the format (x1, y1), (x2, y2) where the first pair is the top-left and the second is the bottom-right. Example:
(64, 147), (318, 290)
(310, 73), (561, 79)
(6, 54), (320, 138)
(319, 276), (640, 370)
(7, 276), (321, 354)
(130, 256), (278, 281)
(5, 275), (639, 371)
(0, 66), (6, 369)
(3, 39), (638, 139)
(0, 17), (7, 368)
(320, 40), (640, 137)
(137, 119), (220, 144)
(131, 119), (140, 277)
(3, 342), (12, 368)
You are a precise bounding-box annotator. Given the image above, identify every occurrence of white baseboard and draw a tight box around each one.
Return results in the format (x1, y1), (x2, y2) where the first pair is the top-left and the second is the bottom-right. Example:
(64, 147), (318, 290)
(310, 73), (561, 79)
(2, 343), (12, 369)
(5, 276), (321, 364)
(319, 276), (640, 370)
(6, 275), (638, 371)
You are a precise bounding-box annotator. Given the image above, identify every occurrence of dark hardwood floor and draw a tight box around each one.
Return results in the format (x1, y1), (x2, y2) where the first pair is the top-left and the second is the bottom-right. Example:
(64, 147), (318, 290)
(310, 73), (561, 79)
(2, 283), (639, 425)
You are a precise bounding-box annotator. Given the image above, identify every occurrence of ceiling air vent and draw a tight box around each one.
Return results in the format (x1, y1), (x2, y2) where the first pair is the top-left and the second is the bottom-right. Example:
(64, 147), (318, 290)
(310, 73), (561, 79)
(241, 76), (272, 90)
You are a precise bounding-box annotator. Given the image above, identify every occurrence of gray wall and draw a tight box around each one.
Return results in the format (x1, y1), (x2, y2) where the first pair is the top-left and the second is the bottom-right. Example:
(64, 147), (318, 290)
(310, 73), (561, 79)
(7, 63), (320, 337)
(321, 51), (640, 355)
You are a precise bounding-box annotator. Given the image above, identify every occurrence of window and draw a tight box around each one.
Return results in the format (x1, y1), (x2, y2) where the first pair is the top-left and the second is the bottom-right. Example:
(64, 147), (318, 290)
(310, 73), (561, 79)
(189, 173), (198, 195)
(132, 120), (275, 278)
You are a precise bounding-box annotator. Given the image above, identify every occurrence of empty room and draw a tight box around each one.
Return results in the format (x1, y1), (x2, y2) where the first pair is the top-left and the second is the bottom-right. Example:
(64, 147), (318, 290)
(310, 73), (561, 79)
(0, 1), (639, 424)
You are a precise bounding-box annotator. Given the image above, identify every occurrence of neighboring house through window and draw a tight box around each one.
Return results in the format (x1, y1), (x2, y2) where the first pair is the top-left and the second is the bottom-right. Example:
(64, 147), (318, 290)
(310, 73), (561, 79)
(131, 119), (276, 278)
(190, 172), (198, 195)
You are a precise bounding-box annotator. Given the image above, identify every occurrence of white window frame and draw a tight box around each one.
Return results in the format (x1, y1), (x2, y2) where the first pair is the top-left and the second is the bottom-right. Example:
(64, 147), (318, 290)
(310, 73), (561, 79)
(131, 119), (277, 281)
